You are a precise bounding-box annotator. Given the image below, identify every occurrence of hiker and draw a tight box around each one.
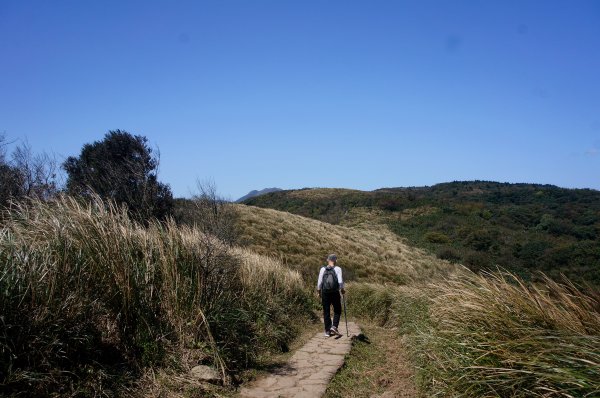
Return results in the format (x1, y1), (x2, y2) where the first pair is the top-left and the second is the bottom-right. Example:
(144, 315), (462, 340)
(317, 254), (345, 337)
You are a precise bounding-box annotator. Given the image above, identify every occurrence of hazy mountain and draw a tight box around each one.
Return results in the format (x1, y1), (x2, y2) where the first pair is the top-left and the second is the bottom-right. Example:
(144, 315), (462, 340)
(236, 187), (282, 203)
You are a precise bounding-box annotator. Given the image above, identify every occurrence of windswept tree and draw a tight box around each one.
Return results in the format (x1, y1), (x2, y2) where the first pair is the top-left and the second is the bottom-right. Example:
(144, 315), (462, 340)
(0, 135), (59, 209)
(0, 134), (20, 207)
(192, 180), (239, 246)
(63, 130), (174, 221)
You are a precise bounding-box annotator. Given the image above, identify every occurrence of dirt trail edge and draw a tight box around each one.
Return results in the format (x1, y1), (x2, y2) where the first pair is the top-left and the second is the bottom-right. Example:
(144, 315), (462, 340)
(239, 322), (361, 398)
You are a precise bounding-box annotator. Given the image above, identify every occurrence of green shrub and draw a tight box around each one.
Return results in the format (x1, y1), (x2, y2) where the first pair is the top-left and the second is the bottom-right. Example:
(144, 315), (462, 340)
(379, 199), (402, 211)
(480, 209), (493, 220)
(436, 246), (461, 262)
(515, 240), (552, 265)
(464, 229), (497, 251)
(424, 231), (450, 244)
(463, 251), (490, 271)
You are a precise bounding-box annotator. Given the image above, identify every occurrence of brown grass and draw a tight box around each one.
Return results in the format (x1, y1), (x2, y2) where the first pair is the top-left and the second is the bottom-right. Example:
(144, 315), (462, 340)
(335, 205), (441, 229)
(234, 204), (458, 284)
(0, 196), (314, 396)
(417, 270), (600, 397)
(286, 188), (365, 200)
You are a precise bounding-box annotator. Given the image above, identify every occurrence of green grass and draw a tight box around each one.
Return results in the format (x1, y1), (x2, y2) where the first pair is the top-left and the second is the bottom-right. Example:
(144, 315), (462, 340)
(326, 330), (383, 398)
(345, 283), (431, 335)
(326, 323), (417, 398)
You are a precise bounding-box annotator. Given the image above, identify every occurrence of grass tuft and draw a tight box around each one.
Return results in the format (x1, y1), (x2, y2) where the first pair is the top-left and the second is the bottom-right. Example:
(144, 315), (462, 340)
(0, 195), (313, 396)
(345, 271), (600, 397)
(418, 270), (600, 397)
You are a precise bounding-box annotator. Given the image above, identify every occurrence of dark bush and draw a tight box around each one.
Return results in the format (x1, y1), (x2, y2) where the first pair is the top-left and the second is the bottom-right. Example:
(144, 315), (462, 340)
(64, 130), (174, 222)
(572, 225), (597, 240)
(464, 251), (491, 272)
(379, 199), (402, 211)
(436, 247), (461, 262)
(425, 231), (450, 244)
(464, 229), (497, 252)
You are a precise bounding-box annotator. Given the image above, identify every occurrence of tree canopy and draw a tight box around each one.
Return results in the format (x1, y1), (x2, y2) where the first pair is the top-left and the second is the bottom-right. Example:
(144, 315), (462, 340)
(63, 130), (173, 221)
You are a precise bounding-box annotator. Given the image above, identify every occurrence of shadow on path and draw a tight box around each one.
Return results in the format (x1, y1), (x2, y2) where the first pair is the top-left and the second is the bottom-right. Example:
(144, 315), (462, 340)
(239, 322), (361, 398)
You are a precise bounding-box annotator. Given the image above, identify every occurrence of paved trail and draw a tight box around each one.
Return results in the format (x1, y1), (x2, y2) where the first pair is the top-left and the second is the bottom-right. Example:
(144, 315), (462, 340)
(239, 322), (361, 398)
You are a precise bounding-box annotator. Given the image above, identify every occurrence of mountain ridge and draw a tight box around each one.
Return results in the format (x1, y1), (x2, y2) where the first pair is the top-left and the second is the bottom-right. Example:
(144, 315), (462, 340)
(236, 187), (282, 203)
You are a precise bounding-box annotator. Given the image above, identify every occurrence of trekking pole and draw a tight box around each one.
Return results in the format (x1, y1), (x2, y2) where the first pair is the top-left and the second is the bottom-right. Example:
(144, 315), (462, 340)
(341, 292), (349, 337)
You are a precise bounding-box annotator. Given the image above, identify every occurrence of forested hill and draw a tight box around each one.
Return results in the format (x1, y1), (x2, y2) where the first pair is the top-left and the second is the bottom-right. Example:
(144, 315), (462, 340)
(244, 181), (600, 287)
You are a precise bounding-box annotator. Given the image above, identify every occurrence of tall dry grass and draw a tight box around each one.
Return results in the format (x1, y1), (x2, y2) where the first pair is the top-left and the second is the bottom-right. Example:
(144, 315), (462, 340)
(235, 204), (457, 284)
(0, 196), (313, 396)
(236, 202), (600, 396)
(345, 282), (430, 335)
(348, 271), (600, 397)
(419, 270), (600, 397)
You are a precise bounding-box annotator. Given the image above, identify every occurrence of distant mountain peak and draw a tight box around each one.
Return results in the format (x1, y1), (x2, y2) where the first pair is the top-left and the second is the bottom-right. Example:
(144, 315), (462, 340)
(236, 187), (282, 203)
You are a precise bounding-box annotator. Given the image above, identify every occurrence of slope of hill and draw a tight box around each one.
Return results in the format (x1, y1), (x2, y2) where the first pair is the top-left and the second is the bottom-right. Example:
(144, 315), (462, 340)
(236, 187), (282, 203)
(244, 181), (600, 286)
(234, 203), (458, 284)
(5, 194), (596, 397)
(0, 197), (314, 396)
(234, 199), (599, 398)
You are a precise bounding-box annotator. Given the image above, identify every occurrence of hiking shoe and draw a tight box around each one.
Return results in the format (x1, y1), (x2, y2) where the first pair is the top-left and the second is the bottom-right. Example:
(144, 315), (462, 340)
(324, 331), (331, 338)
(330, 326), (341, 336)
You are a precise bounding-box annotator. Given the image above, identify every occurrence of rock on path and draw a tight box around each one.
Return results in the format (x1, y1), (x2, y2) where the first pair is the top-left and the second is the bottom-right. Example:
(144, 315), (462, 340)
(239, 322), (361, 398)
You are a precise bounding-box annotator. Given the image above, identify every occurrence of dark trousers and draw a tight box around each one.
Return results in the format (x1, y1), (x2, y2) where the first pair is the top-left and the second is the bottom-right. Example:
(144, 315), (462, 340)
(322, 290), (342, 332)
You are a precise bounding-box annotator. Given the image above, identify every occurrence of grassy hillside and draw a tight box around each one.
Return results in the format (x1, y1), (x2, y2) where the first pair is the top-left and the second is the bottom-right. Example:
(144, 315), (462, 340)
(233, 197), (600, 397)
(244, 181), (600, 286)
(5, 193), (597, 397)
(233, 203), (458, 284)
(0, 196), (314, 397)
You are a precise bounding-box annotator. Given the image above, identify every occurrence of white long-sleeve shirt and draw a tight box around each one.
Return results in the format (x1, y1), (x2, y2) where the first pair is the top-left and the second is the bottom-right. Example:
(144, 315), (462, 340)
(317, 265), (344, 290)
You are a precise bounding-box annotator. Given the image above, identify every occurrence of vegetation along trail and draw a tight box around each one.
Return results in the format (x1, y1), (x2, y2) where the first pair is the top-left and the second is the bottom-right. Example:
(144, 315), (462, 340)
(2, 150), (598, 397)
(239, 189), (600, 398)
(239, 322), (361, 398)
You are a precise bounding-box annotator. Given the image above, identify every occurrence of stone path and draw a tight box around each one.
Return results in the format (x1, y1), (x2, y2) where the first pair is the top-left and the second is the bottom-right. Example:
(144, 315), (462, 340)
(239, 322), (361, 398)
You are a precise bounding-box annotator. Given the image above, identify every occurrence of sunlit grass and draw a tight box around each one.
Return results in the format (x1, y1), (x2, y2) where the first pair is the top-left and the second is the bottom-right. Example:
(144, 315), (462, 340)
(348, 271), (600, 397)
(235, 203), (458, 284)
(234, 201), (600, 397)
(0, 196), (313, 396)
(419, 270), (600, 397)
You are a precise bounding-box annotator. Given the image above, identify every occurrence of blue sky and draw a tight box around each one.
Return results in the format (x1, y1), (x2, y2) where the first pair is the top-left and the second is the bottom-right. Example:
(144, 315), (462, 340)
(1, 0), (599, 199)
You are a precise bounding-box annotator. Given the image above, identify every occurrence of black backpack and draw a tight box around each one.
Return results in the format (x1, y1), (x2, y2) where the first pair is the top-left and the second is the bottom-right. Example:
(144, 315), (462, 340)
(321, 266), (339, 293)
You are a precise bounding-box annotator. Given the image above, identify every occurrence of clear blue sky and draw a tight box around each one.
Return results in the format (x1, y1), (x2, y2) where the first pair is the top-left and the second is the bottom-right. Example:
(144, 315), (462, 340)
(1, 1), (599, 199)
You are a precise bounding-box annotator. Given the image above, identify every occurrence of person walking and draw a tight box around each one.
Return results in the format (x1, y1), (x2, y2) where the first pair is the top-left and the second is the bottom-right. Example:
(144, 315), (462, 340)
(317, 254), (345, 337)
